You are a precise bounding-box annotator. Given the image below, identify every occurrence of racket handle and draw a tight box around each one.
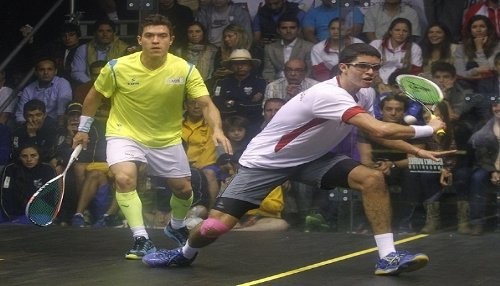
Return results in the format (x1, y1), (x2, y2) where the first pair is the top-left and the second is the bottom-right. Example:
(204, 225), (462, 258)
(430, 114), (446, 136)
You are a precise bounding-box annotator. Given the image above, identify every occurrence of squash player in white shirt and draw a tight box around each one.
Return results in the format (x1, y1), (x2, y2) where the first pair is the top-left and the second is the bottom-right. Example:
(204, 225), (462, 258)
(142, 43), (454, 276)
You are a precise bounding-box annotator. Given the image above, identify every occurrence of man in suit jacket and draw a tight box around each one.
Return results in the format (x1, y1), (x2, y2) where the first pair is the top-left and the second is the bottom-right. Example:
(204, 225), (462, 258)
(262, 15), (314, 81)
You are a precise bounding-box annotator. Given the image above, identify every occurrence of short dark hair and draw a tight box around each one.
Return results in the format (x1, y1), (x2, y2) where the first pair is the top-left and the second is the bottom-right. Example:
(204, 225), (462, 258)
(277, 15), (300, 27)
(23, 99), (46, 116)
(387, 68), (410, 86)
(431, 61), (456, 77)
(93, 18), (116, 33)
(380, 93), (408, 111)
(223, 116), (248, 133)
(263, 98), (286, 109)
(60, 22), (81, 37)
(338, 43), (381, 65)
(139, 14), (175, 36)
(34, 56), (56, 68)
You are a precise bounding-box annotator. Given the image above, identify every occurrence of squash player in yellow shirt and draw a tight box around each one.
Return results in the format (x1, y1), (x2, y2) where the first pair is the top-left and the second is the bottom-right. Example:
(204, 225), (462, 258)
(73, 14), (231, 260)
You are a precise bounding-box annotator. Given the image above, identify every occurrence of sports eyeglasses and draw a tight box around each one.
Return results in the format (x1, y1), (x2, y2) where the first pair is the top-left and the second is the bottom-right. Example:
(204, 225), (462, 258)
(345, 62), (382, 72)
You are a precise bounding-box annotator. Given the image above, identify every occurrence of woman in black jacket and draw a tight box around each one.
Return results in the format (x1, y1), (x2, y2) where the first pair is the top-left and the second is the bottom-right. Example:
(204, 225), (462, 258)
(0, 144), (56, 223)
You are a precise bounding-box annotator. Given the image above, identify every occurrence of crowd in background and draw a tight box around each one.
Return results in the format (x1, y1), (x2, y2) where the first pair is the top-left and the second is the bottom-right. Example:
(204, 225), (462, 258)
(1, 0), (500, 236)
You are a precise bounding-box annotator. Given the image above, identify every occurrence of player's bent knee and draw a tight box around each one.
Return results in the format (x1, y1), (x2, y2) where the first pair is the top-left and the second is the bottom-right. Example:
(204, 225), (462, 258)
(200, 217), (230, 238)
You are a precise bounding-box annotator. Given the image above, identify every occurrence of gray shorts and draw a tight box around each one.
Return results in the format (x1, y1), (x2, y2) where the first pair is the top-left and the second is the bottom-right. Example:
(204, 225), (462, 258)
(219, 153), (358, 205)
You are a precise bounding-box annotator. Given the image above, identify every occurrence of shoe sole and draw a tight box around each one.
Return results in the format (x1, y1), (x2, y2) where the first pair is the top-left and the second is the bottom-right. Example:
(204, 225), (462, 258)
(125, 247), (157, 260)
(375, 254), (429, 276)
(125, 253), (143, 260)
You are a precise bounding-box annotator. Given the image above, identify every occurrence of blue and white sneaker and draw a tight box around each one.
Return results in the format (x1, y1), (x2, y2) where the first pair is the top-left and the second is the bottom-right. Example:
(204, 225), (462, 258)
(164, 222), (189, 246)
(374, 251), (429, 275)
(71, 213), (85, 227)
(125, 236), (156, 260)
(142, 247), (197, 267)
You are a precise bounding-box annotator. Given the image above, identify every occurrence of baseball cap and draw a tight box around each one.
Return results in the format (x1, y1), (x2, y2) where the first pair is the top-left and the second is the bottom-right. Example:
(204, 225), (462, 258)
(66, 101), (82, 115)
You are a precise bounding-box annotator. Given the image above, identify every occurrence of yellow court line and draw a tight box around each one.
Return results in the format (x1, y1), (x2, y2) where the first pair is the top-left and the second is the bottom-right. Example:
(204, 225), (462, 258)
(237, 234), (428, 286)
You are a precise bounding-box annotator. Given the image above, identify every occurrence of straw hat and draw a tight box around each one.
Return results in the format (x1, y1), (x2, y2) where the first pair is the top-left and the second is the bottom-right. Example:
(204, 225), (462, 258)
(222, 49), (261, 68)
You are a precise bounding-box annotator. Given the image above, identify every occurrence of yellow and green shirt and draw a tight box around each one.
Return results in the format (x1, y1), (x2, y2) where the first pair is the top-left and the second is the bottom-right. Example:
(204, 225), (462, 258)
(94, 52), (209, 147)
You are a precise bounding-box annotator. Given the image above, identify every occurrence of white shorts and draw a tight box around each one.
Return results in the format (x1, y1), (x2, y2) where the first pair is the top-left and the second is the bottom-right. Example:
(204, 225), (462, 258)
(106, 137), (191, 178)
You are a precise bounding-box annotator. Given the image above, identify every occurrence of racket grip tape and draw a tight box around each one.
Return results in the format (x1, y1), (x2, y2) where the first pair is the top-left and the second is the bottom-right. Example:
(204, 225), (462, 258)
(430, 114), (446, 136)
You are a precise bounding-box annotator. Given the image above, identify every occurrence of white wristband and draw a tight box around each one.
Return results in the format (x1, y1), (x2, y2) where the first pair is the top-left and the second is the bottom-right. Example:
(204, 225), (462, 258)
(78, 115), (94, 133)
(411, 125), (434, 138)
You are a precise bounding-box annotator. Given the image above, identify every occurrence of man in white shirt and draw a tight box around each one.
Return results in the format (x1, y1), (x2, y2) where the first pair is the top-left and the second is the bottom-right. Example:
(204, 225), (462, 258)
(264, 58), (318, 103)
(143, 43), (453, 276)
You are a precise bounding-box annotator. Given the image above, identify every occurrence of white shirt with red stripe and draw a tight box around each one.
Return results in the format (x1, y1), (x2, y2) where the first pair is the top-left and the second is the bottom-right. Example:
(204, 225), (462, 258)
(239, 76), (375, 169)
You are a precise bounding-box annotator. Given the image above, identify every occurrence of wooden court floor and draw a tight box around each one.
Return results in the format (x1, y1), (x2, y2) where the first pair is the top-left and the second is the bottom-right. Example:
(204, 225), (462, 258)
(1, 224), (499, 286)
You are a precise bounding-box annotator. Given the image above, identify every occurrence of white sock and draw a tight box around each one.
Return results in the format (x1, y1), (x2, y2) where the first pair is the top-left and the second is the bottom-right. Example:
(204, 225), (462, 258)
(374, 233), (396, 258)
(182, 242), (199, 259)
(131, 226), (148, 239)
(170, 217), (185, 229)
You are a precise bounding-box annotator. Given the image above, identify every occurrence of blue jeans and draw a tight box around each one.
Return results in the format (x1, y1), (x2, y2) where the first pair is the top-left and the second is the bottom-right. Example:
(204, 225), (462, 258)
(469, 168), (491, 225)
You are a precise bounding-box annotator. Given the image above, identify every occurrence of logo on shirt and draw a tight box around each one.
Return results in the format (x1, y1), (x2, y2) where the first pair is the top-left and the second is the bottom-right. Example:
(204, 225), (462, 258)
(33, 179), (43, 189)
(127, 77), (139, 86)
(166, 77), (185, 85)
(243, 86), (253, 96)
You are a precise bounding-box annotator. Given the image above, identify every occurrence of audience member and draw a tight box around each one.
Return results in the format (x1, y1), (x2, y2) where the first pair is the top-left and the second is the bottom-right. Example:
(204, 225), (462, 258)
(72, 61), (111, 125)
(431, 62), (491, 148)
(12, 99), (58, 163)
(232, 184), (289, 231)
(311, 17), (364, 81)
(51, 102), (109, 227)
(49, 23), (82, 84)
(363, 0), (421, 42)
(15, 57), (72, 126)
(370, 18), (423, 85)
(419, 22), (459, 77)
(71, 19), (128, 84)
(196, 0), (252, 47)
(175, 21), (218, 81)
(252, 0), (306, 46)
(423, 0), (468, 42)
(0, 71), (16, 170)
(73, 60), (107, 103)
(463, 0), (500, 37)
(302, 0), (364, 43)
(0, 144), (56, 223)
(182, 98), (217, 169)
(454, 15), (500, 85)
(261, 15), (314, 81)
(158, 0), (195, 51)
(202, 152), (238, 208)
(143, 167), (211, 229)
(467, 99), (500, 235)
(357, 93), (412, 231)
(0, 71), (15, 125)
(210, 24), (263, 84)
(374, 68), (425, 126)
(212, 49), (266, 137)
(260, 98), (286, 129)
(401, 101), (453, 234)
(204, 115), (251, 214)
(264, 59), (317, 103)
(432, 61), (491, 234)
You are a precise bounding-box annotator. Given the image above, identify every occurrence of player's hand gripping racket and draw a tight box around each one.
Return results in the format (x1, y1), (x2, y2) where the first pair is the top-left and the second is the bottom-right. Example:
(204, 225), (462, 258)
(25, 145), (83, 226)
(396, 74), (446, 136)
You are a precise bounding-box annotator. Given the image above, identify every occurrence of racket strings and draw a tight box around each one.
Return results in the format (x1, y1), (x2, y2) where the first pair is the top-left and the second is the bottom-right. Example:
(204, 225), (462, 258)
(26, 180), (63, 226)
(399, 79), (442, 105)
